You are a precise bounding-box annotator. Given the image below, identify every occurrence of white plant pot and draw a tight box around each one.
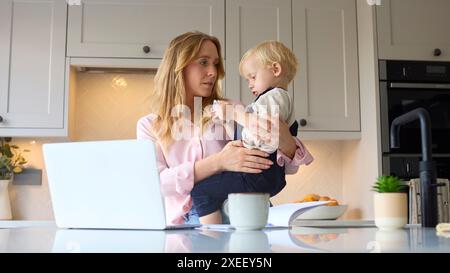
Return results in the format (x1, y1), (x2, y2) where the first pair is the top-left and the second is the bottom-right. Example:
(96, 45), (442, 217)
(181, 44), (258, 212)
(375, 229), (409, 252)
(0, 179), (12, 220)
(374, 192), (407, 230)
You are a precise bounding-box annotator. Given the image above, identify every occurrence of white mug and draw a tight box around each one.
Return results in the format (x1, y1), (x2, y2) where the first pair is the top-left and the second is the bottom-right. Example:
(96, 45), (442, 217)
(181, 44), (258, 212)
(228, 193), (270, 230)
(229, 230), (271, 252)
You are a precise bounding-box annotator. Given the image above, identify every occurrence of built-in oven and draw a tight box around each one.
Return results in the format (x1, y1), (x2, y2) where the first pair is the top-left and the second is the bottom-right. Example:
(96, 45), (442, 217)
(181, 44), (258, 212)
(379, 60), (450, 224)
(380, 60), (450, 155)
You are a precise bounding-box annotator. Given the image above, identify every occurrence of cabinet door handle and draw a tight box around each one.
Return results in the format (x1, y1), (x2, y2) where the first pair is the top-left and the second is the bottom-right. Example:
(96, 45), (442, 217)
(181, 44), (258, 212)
(434, 48), (442, 56)
(299, 119), (307, 127)
(143, 45), (151, 54)
(0, 116), (3, 123)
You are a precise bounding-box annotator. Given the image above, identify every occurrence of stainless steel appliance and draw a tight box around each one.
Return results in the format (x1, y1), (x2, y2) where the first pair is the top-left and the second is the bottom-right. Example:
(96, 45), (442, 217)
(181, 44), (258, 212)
(379, 60), (450, 224)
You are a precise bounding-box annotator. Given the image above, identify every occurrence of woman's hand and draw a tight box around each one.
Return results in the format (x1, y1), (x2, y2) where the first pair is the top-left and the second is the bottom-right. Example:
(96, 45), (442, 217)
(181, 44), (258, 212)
(217, 140), (273, 173)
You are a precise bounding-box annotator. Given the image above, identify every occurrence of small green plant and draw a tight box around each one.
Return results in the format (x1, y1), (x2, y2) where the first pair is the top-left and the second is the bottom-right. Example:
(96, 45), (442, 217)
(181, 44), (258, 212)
(0, 137), (30, 180)
(372, 175), (406, 193)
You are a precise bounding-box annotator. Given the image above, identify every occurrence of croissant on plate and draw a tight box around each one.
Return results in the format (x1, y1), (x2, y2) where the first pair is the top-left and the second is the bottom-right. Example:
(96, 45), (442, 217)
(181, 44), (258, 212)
(294, 194), (339, 206)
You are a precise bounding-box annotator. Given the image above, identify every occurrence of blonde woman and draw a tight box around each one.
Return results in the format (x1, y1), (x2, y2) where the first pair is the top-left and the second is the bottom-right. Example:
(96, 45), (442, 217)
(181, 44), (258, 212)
(137, 32), (312, 225)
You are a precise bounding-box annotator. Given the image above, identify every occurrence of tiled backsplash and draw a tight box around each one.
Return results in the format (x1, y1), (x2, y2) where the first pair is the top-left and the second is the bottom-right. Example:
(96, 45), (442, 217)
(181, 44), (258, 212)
(9, 139), (343, 220)
(8, 72), (343, 220)
(72, 72), (154, 140)
(272, 140), (343, 205)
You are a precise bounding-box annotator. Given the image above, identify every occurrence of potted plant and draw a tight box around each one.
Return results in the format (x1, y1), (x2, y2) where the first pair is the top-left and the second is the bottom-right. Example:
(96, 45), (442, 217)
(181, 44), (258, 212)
(0, 137), (29, 220)
(372, 175), (408, 230)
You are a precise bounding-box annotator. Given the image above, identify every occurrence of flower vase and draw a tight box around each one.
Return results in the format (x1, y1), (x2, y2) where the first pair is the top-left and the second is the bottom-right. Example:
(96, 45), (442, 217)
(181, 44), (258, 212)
(0, 179), (12, 220)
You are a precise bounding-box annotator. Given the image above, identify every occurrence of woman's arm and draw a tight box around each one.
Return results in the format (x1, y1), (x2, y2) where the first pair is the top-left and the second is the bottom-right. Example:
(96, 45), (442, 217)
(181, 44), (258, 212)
(193, 153), (222, 183)
(213, 102), (311, 174)
(194, 140), (273, 182)
(277, 118), (297, 159)
(276, 118), (314, 174)
(138, 115), (274, 195)
(278, 137), (314, 174)
(137, 116), (196, 197)
(215, 91), (294, 155)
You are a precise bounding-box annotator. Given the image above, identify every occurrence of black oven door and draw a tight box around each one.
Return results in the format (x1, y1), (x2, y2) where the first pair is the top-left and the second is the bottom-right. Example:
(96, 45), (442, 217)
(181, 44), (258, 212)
(380, 82), (450, 154)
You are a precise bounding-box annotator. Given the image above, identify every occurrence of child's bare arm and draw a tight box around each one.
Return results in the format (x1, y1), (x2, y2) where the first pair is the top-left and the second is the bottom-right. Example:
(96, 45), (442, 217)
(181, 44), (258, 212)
(213, 100), (268, 130)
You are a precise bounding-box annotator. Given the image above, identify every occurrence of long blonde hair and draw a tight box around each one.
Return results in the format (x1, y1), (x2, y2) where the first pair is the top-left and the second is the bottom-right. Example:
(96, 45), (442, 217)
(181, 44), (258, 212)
(149, 31), (225, 151)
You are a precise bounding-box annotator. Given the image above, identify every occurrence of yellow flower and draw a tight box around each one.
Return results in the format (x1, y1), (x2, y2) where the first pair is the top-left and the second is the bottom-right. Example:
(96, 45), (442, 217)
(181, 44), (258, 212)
(13, 166), (23, 173)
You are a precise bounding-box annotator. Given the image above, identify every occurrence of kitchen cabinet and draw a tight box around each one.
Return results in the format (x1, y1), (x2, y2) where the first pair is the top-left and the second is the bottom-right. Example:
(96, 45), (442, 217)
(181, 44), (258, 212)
(225, 0), (293, 104)
(293, 0), (360, 132)
(226, 0), (360, 133)
(0, 0), (67, 136)
(67, 0), (225, 59)
(377, 0), (450, 61)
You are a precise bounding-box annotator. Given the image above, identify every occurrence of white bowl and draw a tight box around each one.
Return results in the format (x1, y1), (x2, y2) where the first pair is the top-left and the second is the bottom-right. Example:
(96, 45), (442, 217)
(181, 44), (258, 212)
(289, 227), (346, 246)
(290, 227), (348, 235)
(296, 205), (348, 220)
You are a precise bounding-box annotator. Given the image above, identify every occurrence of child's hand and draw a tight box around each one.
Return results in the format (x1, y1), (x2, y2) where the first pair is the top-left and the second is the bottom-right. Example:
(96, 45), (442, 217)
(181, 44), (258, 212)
(212, 100), (230, 121)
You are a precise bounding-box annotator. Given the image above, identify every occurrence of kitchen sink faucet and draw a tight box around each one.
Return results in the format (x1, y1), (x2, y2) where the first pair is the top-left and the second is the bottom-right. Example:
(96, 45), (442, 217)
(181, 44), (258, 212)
(390, 107), (439, 227)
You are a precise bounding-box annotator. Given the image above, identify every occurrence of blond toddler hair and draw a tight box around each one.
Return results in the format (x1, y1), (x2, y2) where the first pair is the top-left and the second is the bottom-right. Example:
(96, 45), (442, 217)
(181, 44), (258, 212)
(239, 40), (298, 84)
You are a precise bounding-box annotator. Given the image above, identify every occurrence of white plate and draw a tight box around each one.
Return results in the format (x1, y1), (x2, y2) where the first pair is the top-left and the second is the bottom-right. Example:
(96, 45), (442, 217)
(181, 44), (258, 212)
(296, 205), (348, 220)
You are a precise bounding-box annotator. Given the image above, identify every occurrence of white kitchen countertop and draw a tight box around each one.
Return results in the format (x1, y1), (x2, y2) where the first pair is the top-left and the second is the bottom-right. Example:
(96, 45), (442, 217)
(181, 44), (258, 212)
(0, 220), (55, 229)
(0, 221), (449, 253)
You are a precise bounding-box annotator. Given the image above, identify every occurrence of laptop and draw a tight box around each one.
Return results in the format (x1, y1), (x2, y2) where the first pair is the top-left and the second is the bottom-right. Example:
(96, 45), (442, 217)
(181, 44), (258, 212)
(43, 139), (199, 230)
(52, 229), (167, 252)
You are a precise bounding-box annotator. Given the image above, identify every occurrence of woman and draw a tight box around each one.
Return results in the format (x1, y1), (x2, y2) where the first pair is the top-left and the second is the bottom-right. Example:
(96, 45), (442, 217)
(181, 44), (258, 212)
(137, 31), (312, 225)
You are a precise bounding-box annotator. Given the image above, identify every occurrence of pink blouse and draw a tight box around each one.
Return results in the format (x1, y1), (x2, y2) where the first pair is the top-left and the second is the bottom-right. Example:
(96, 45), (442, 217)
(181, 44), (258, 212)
(136, 113), (314, 224)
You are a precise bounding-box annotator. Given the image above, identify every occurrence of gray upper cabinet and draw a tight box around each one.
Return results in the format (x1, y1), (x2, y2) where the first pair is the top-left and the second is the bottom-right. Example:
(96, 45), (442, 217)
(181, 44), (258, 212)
(225, 0), (292, 104)
(293, 0), (360, 132)
(377, 0), (450, 61)
(67, 0), (225, 59)
(0, 0), (67, 136)
(226, 0), (360, 133)
(0, 0), (361, 137)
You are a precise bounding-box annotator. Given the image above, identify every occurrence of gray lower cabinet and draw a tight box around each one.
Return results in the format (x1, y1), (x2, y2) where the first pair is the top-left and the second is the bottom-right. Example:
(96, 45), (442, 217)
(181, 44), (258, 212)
(0, 0), (67, 136)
